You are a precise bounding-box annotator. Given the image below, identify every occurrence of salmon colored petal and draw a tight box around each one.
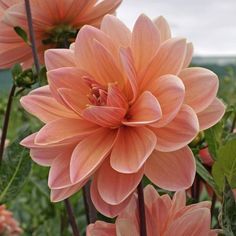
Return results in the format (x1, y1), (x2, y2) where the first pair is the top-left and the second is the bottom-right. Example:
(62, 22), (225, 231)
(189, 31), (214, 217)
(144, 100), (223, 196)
(153, 16), (171, 42)
(29, 85), (51, 97)
(145, 75), (185, 128)
(87, 221), (116, 236)
(70, 129), (117, 183)
(35, 119), (99, 145)
(116, 219), (139, 236)
(97, 160), (144, 205)
(182, 42), (193, 68)
(197, 98), (225, 131)
(179, 67), (219, 113)
(45, 49), (76, 71)
(152, 105), (199, 152)
(82, 106), (126, 127)
(141, 38), (186, 89)
(131, 14), (161, 74)
(145, 146), (196, 191)
(30, 149), (56, 167)
(110, 127), (156, 173)
(90, 177), (131, 218)
(20, 95), (77, 123)
(171, 191), (186, 214)
(123, 91), (162, 126)
(101, 14), (131, 48)
(165, 208), (211, 236)
(143, 184), (160, 208)
(50, 180), (87, 202)
(47, 67), (90, 105)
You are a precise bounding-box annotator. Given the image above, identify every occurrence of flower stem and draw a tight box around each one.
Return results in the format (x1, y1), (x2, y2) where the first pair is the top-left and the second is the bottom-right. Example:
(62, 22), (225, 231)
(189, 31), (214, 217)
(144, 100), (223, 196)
(137, 181), (147, 236)
(82, 182), (97, 224)
(0, 84), (16, 164)
(230, 113), (236, 133)
(64, 199), (80, 236)
(24, 0), (40, 75)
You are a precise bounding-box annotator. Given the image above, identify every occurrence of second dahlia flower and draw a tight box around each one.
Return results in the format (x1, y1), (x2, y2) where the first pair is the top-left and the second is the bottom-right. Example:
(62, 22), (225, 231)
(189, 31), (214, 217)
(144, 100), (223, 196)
(0, 0), (121, 68)
(21, 14), (225, 216)
(87, 185), (218, 236)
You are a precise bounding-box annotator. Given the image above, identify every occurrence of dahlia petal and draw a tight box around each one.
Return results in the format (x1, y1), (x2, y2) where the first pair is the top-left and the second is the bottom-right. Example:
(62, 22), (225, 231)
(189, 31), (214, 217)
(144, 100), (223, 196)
(179, 67), (219, 113)
(171, 191), (187, 214)
(20, 94), (77, 123)
(70, 129), (117, 183)
(122, 91), (162, 126)
(154, 16), (171, 42)
(145, 146), (196, 191)
(30, 149), (56, 167)
(45, 49), (76, 71)
(82, 106), (126, 127)
(35, 118), (99, 145)
(29, 85), (51, 97)
(86, 221), (116, 236)
(197, 98), (225, 130)
(96, 160), (144, 205)
(131, 14), (161, 74)
(110, 127), (156, 173)
(152, 105), (199, 152)
(91, 177), (131, 218)
(116, 219), (139, 236)
(141, 38), (187, 89)
(101, 14), (131, 48)
(182, 42), (193, 68)
(145, 75), (185, 127)
(143, 184), (160, 208)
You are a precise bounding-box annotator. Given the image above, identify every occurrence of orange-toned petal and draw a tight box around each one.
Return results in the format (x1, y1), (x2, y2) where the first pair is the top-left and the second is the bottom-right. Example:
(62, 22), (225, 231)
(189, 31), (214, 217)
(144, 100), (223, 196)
(116, 218), (139, 236)
(70, 129), (117, 183)
(96, 160), (143, 205)
(197, 98), (225, 131)
(144, 185), (160, 208)
(110, 126), (156, 173)
(101, 14), (131, 48)
(179, 67), (219, 113)
(90, 177), (131, 218)
(87, 221), (116, 236)
(171, 191), (186, 214)
(153, 16), (171, 42)
(35, 119), (99, 145)
(45, 49), (76, 71)
(141, 38), (186, 89)
(30, 149), (56, 167)
(145, 75), (185, 128)
(131, 14), (160, 75)
(123, 91), (162, 126)
(82, 106), (126, 127)
(29, 85), (51, 97)
(182, 42), (193, 68)
(152, 105), (199, 152)
(20, 94), (77, 123)
(145, 146), (195, 191)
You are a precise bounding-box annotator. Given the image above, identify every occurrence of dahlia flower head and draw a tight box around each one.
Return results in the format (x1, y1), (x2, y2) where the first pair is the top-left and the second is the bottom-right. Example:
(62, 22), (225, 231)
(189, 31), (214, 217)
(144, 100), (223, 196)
(87, 185), (218, 236)
(0, 0), (121, 68)
(0, 205), (22, 236)
(21, 14), (225, 217)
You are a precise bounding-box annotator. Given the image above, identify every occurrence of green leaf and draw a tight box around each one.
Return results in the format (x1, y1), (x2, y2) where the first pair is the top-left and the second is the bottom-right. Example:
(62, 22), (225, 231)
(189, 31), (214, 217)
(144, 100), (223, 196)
(212, 138), (236, 191)
(222, 178), (236, 236)
(11, 63), (23, 78)
(14, 26), (30, 45)
(0, 128), (32, 203)
(195, 157), (219, 195)
(204, 121), (224, 160)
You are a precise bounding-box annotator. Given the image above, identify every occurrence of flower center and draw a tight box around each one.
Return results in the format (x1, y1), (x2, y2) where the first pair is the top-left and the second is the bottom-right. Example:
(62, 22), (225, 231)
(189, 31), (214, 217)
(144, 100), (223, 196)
(42, 24), (78, 48)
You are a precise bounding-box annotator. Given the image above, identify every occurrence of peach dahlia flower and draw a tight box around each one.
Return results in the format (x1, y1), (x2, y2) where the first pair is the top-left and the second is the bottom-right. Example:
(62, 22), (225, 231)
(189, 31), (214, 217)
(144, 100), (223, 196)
(0, 0), (121, 68)
(20, 14), (225, 216)
(0, 205), (22, 236)
(87, 185), (218, 236)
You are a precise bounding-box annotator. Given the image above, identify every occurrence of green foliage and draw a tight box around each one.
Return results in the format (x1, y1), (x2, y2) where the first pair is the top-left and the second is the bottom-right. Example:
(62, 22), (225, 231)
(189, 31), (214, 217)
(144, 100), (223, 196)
(14, 27), (30, 45)
(222, 178), (236, 235)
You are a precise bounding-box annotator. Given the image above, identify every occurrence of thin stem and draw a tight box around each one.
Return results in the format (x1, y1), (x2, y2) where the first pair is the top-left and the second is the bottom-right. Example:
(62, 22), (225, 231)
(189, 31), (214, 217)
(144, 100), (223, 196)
(24, 0), (40, 75)
(230, 113), (236, 133)
(82, 182), (97, 224)
(64, 199), (80, 236)
(211, 192), (217, 219)
(137, 181), (147, 236)
(0, 84), (16, 163)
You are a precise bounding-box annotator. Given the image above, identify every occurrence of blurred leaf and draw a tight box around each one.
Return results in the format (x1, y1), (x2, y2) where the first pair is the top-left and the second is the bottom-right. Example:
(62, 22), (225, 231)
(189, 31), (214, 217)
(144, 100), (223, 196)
(0, 129), (32, 203)
(14, 26), (30, 45)
(11, 63), (23, 78)
(222, 178), (236, 236)
(212, 138), (236, 192)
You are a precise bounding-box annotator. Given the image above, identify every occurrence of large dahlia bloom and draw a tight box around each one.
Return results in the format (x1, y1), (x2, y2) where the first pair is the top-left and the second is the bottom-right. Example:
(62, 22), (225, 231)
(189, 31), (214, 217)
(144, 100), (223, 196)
(0, 205), (22, 236)
(0, 0), (121, 68)
(20, 14), (225, 216)
(87, 185), (218, 236)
